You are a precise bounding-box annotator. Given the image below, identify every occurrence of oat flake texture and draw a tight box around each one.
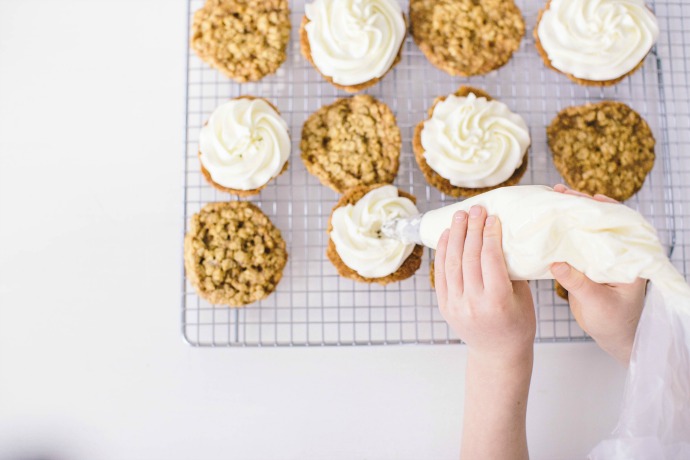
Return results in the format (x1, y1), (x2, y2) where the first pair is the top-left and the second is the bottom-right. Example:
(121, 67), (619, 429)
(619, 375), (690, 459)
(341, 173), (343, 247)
(301, 95), (401, 193)
(184, 201), (287, 307)
(548, 101), (655, 202)
(410, 0), (525, 77)
(191, 0), (291, 82)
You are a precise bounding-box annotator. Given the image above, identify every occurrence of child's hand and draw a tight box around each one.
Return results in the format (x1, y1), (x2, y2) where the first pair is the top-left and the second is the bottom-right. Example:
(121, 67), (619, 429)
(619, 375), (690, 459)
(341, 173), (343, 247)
(551, 184), (647, 366)
(436, 206), (535, 459)
(435, 205), (536, 363)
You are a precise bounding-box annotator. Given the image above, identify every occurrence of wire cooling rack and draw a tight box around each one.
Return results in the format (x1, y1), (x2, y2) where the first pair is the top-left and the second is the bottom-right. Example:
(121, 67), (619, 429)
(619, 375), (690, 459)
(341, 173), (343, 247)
(182, 0), (689, 347)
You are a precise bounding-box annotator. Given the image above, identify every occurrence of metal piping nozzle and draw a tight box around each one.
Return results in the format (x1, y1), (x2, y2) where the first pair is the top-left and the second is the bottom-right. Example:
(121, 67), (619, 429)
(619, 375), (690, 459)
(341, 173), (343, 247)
(379, 213), (425, 245)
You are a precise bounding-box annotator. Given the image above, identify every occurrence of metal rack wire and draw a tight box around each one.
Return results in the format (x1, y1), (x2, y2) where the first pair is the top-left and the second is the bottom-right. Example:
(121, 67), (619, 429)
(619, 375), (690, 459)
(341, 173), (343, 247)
(182, 0), (688, 347)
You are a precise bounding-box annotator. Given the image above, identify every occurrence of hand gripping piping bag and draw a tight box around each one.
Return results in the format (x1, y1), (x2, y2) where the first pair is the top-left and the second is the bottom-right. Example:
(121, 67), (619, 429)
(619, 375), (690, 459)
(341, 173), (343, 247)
(411, 185), (690, 459)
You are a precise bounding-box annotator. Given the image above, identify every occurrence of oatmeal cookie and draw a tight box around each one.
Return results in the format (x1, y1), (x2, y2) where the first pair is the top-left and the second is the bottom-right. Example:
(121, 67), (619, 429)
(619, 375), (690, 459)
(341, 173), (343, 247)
(430, 259), (435, 289)
(327, 185), (423, 285)
(413, 86), (529, 198)
(547, 102), (655, 202)
(554, 280), (568, 300)
(534, 0), (656, 87)
(299, 4), (406, 93)
(410, 0), (525, 77)
(184, 201), (287, 307)
(200, 160), (289, 198)
(191, 0), (291, 82)
(301, 95), (401, 193)
(299, 0), (407, 93)
(199, 96), (289, 197)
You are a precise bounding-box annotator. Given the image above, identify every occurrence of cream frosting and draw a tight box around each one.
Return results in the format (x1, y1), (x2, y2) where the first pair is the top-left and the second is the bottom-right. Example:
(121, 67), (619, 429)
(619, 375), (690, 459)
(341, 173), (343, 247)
(421, 93), (530, 188)
(304, 0), (406, 86)
(537, 0), (659, 82)
(199, 98), (290, 191)
(330, 185), (419, 278)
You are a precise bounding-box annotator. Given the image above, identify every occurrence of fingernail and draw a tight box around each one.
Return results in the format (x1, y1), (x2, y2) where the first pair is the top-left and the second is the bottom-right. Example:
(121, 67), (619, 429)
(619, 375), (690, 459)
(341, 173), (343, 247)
(469, 206), (482, 218)
(485, 215), (496, 227)
(454, 211), (467, 222)
(552, 263), (570, 276)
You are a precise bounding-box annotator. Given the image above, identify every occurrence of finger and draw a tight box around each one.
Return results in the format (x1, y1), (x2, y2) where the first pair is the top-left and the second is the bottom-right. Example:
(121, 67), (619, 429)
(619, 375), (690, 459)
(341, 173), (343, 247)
(553, 183), (593, 199)
(462, 205), (486, 292)
(550, 262), (602, 300)
(434, 229), (450, 309)
(593, 193), (619, 204)
(481, 215), (511, 294)
(609, 277), (647, 293)
(445, 211), (468, 297)
(563, 189), (592, 199)
(553, 183), (568, 193)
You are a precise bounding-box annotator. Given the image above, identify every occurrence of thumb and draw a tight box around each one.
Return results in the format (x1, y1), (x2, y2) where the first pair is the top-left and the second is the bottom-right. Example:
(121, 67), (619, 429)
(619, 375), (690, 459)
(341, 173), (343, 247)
(550, 262), (599, 298)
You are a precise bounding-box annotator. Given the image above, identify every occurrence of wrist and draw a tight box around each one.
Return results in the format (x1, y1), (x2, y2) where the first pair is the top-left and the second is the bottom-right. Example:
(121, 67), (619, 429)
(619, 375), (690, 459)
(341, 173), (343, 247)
(462, 344), (533, 460)
(590, 329), (636, 367)
(596, 336), (634, 366)
(467, 344), (534, 374)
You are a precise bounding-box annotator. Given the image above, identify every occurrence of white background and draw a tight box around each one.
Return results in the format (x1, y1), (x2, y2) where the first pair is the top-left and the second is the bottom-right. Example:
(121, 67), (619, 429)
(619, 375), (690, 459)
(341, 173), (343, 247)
(0, 1), (631, 459)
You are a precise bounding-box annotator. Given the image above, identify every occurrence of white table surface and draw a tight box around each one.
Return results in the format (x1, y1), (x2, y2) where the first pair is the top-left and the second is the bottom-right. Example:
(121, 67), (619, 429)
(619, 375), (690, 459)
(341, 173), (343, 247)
(0, 1), (631, 459)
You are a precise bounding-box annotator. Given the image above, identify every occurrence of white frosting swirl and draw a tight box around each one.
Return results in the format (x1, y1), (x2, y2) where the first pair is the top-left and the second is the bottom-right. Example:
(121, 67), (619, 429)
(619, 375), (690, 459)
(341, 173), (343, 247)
(421, 93), (530, 189)
(537, 0), (659, 82)
(304, 0), (406, 86)
(330, 185), (419, 278)
(199, 98), (290, 191)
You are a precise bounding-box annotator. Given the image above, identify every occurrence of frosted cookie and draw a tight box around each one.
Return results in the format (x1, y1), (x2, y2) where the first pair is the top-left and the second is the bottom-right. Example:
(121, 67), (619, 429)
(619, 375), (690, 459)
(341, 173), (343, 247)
(547, 101), (655, 202)
(184, 202), (287, 307)
(410, 0), (525, 77)
(199, 96), (290, 197)
(413, 86), (530, 198)
(301, 95), (401, 193)
(300, 0), (406, 92)
(535, 0), (659, 86)
(191, 0), (291, 82)
(327, 184), (423, 285)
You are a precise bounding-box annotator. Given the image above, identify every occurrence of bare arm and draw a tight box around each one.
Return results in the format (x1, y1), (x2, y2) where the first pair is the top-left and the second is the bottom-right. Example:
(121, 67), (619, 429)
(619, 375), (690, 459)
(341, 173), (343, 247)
(435, 206), (535, 460)
(462, 350), (532, 460)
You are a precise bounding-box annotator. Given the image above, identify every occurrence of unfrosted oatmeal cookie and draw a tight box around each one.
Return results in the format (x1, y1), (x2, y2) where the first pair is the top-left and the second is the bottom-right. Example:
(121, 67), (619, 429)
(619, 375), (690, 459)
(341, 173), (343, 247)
(191, 0), (291, 82)
(184, 202), (287, 307)
(554, 280), (568, 300)
(327, 185), (423, 285)
(547, 102), (655, 202)
(301, 95), (401, 193)
(409, 0), (525, 77)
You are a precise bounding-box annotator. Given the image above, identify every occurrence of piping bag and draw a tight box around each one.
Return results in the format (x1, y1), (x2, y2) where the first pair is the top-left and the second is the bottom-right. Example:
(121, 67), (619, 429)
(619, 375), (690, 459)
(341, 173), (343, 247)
(382, 185), (690, 459)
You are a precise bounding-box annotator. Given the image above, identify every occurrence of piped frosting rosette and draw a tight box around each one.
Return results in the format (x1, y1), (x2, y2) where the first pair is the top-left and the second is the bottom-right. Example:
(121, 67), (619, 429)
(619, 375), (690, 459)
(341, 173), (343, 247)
(199, 98), (290, 192)
(421, 92), (530, 189)
(537, 0), (659, 82)
(304, 0), (406, 87)
(330, 185), (419, 279)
